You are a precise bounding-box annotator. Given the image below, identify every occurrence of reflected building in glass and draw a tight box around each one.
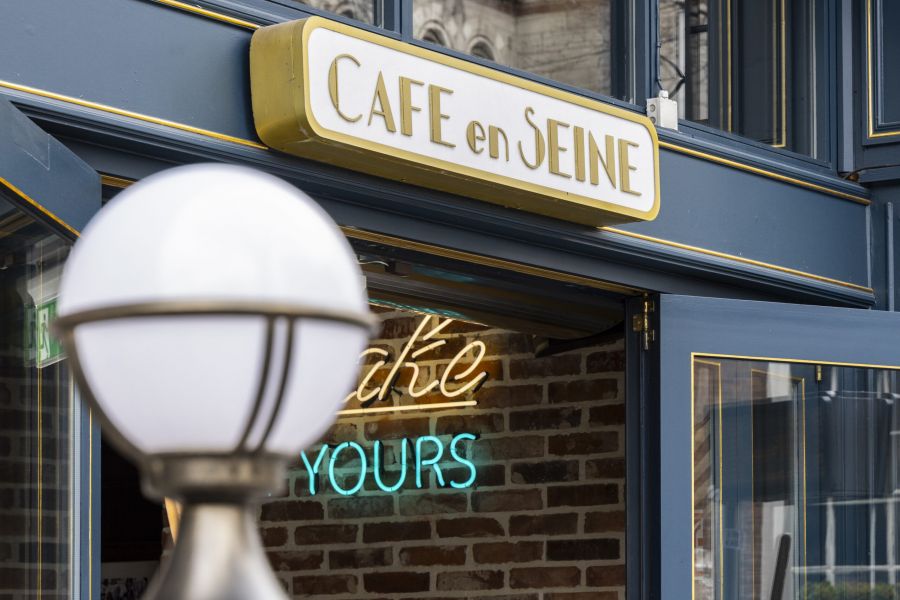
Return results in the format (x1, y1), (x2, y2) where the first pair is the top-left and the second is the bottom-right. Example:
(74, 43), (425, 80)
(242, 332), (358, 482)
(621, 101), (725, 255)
(694, 359), (900, 600)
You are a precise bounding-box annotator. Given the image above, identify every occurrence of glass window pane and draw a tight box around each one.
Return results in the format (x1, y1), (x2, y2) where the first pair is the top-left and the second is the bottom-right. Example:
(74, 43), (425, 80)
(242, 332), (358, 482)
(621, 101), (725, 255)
(293, 0), (376, 25)
(660, 0), (824, 157)
(693, 356), (900, 599)
(413, 0), (630, 101)
(0, 199), (74, 597)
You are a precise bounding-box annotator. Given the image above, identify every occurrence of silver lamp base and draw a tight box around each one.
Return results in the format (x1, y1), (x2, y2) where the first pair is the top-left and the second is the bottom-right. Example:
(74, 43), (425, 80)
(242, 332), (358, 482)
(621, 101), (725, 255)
(141, 456), (290, 600)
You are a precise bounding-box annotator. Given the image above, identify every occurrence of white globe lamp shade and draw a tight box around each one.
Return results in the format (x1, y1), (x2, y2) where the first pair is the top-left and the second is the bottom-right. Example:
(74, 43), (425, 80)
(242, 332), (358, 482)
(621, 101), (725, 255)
(55, 164), (374, 462)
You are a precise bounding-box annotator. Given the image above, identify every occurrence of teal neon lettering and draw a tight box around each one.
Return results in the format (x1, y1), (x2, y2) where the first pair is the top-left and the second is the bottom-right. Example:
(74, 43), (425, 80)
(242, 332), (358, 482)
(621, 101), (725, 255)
(373, 440), (407, 492)
(300, 445), (330, 495)
(415, 435), (445, 488)
(329, 441), (367, 496)
(448, 433), (477, 489)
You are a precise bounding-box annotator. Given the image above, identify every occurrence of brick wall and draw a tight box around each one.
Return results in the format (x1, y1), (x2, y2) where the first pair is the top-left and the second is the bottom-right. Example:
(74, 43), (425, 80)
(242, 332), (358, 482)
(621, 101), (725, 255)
(258, 307), (627, 599)
(0, 334), (71, 598)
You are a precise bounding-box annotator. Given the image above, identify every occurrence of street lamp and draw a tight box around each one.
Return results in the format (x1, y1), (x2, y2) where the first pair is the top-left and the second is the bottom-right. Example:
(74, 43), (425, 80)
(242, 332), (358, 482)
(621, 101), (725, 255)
(54, 164), (376, 599)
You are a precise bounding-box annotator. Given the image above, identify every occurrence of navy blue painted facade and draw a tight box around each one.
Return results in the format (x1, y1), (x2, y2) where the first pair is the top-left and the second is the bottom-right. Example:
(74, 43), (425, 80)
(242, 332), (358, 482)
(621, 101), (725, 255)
(3, 1), (900, 599)
(1, 0), (894, 308)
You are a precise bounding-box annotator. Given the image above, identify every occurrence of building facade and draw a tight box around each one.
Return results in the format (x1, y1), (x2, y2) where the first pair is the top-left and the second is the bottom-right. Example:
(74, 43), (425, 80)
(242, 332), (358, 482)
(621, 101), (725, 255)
(1, 1), (900, 599)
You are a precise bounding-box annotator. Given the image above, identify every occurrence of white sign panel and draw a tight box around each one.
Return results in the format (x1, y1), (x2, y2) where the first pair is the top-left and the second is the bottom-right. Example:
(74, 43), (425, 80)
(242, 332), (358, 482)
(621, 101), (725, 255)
(251, 17), (660, 226)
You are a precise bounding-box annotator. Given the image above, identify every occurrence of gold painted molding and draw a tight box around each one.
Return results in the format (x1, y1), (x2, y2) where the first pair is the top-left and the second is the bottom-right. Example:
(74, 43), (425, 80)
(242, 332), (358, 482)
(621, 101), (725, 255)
(867, 0), (900, 139)
(0, 176), (80, 237)
(0, 79), (268, 151)
(122, 1), (872, 203)
(150, 0), (260, 30)
(601, 227), (873, 294)
(99, 173), (872, 295)
(342, 227), (642, 295)
(658, 141), (870, 205)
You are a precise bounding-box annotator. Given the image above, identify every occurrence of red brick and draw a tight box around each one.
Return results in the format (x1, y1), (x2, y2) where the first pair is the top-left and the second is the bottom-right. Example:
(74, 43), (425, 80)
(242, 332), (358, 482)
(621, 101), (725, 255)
(259, 526), (288, 548)
(476, 385), (543, 408)
(586, 349), (625, 373)
(585, 510), (626, 533)
(442, 320), (488, 334)
(477, 332), (535, 355)
(317, 422), (359, 444)
(292, 574), (357, 595)
(436, 413), (504, 435)
(473, 541), (543, 564)
(436, 569), (505, 591)
(294, 524), (357, 545)
(363, 571), (430, 593)
(364, 417), (430, 440)
(548, 379), (618, 403)
(399, 545), (467, 566)
(437, 358), (503, 382)
(436, 517), (504, 538)
(511, 460), (579, 484)
(259, 500), (323, 522)
(548, 484), (619, 507)
(510, 566), (580, 589)
(509, 513), (578, 536)
(267, 550), (323, 571)
(327, 496), (393, 519)
(585, 457), (626, 479)
(439, 463), (505, 488)
(509, 355), (581, 379)
(422, 335), (469, 360)
(586, 565), (627, 587)
(328, 547), (393, 569)
(363, 520), (431, 542)
(472, 489), (542, 512)
(589, 404), (625, 426)
(509, 407), (581, 431)
(547, 538), (620, 561)
(473, 436), (545, 460)
(399, 493), (468, 516)
(378, 316), (419, 338)
(548, 432), (618, 455)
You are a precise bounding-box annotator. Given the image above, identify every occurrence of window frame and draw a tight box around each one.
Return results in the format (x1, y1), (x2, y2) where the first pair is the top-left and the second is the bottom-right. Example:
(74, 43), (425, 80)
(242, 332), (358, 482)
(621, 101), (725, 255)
(191, 0), (856, 189)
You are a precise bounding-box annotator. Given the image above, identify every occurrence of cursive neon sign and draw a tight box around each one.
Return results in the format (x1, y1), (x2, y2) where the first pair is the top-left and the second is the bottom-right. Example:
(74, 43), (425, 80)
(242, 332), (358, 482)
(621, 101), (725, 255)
(299, 433), (478, 496)
(340, 315), (489, 416)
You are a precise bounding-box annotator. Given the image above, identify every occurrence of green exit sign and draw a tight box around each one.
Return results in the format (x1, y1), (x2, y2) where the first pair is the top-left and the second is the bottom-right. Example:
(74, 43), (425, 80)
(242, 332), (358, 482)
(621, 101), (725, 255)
(35, 297), (64, 367)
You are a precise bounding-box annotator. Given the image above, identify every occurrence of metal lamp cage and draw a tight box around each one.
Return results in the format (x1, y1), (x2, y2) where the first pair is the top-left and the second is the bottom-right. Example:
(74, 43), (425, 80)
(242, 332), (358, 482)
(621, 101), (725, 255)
(53, 300), (379, 497)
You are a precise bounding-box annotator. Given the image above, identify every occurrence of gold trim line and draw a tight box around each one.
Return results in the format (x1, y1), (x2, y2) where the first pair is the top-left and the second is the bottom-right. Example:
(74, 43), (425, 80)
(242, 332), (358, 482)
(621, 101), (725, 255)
(867, 0), (900, 139)
(97, 175), (642, 294)
(0, 80), (268, 151)
(0, 69), (868, 204)
(0, 176), (80, 237)
(150, 0), (260, 30)
(100, 174), (136, 189)
(693, 352), (900, 371)
(343, 227), (642, 295)
(602, 227), (873, 294)
(659, 141), (870, 205)
(98, 173), (871, 295)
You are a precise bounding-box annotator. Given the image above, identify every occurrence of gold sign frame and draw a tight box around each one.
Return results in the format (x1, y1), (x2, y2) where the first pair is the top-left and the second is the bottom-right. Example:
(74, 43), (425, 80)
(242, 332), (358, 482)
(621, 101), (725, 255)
(250, 17), (660, 227)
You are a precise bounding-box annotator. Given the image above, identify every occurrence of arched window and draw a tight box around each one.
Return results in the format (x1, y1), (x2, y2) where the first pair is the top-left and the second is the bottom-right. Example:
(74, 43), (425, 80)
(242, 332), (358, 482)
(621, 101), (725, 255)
(421, 28), (447, 48)
(469, 40), (495, 61)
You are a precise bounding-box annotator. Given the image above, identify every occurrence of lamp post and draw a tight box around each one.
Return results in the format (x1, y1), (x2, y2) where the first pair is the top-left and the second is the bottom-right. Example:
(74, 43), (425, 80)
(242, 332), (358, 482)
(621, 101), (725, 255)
(53, 164), (377, 600)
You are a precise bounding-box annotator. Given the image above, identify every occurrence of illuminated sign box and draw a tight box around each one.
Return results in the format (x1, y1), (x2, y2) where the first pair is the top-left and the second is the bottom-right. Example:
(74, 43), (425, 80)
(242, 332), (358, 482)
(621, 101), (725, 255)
(250, 17), (660, 227)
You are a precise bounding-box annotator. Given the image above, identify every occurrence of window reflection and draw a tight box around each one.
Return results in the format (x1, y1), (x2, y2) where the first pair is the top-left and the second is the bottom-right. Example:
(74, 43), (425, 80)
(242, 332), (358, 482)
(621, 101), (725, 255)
(413, 0), (629, 100)
(0, 197), (74, 597)
(293, 0), (376, 24)
(660, 0), (824, 157)
(694, 358), (900, 599)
